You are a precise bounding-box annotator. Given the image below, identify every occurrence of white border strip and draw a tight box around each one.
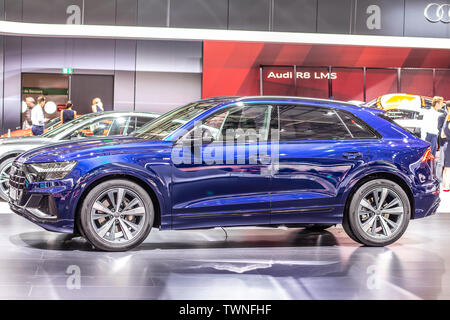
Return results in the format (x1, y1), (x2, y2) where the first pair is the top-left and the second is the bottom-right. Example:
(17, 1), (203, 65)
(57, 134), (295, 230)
(0, 21), (449, 49)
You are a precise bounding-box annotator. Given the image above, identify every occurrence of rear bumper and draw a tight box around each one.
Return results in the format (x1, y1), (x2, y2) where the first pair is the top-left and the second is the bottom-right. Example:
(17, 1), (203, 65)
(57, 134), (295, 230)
(413, 179), (441, 219)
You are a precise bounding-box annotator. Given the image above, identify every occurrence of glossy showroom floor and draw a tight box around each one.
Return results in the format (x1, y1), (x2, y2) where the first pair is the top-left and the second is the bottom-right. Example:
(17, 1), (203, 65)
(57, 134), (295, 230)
(0, 190), (448, 300)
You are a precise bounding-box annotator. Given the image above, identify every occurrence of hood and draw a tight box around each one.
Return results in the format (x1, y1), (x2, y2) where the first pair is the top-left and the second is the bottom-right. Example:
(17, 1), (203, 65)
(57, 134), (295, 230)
(16, 136), (174, 163)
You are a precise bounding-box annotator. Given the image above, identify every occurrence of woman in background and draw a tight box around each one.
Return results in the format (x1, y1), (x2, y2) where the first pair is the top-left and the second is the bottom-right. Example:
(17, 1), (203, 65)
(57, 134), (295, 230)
(442, 101), (450, 192)
(61, 101), (77, 124)
(91, 97), (104, 113)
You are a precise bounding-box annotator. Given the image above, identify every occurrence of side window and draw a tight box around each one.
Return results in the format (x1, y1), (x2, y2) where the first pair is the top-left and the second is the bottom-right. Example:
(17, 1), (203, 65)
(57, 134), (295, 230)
(183, 104), (271, 142)
(135, 116), (153, 131)
(336, 110), (378, 139)
(65, 118), (115, 140)
(108, 117), (130, 136)
(277, 105), (351, 141)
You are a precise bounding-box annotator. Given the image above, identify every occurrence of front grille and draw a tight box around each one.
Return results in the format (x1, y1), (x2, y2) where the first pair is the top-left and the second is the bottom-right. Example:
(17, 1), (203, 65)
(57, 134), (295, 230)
(9, 162), (27, 204)
(9, 162), (26, 189)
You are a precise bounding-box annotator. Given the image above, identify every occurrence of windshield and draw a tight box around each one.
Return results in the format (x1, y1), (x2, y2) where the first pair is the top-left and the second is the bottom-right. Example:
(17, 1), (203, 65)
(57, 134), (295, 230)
(132, 102), (219, 140)
(42, 113), (100, 138)
(44, 117), (61, 129)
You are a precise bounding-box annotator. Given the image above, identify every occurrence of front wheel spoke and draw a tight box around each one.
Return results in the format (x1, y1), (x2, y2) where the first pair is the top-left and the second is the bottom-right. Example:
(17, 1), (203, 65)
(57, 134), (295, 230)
(372, 190), (380, 209)
(379, 216), (392, 236)
(121, 207), (145, 216)
(384, 218), (398, 229)
(378, 188), (389, 210)
(92, 212), (109, 220)
(107, 191), (116, 211)
(116, 188), (125, 210)
(381, 207), (404, 215)
(122, 198), (139, 212)
(383, 198), (400, 209)
(93, 201), (114, 216)
(362, 215), (376, 232)
(360, 199), (377, 213)
(372, 216), (378, 235)
(121, 218), (140, 231)
(109, 221), (116, 241)
(118, 218), (133, 240)
(97, 219), (115, 238)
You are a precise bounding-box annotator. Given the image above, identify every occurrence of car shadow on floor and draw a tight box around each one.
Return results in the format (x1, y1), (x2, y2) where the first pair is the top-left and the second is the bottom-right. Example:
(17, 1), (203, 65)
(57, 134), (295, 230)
(10, 228), (339, 252)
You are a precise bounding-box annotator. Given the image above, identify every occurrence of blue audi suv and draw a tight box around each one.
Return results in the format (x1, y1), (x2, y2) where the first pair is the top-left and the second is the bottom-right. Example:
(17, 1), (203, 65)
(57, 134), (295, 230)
(9, 97), (440, 251)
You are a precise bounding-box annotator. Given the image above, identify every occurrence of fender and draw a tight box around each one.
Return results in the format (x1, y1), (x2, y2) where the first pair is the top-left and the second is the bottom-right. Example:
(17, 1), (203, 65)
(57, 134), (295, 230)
(337, 161), (414, 206)
(67, 162), (172, 230)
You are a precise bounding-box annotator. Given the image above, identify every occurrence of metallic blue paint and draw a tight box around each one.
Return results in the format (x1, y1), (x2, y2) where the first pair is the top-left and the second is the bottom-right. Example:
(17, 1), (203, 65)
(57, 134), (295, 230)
(10, 97), (440, 234)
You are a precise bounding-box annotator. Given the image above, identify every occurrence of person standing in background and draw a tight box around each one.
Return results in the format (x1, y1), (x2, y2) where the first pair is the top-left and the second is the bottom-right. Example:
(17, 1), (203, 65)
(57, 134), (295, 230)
(61, 101), (77, 124)
(442, 103), (450, 192)
(23, 97), (35, 129)
(437, 101), (448, 182)
(422, 96), (444, 156)
(91, 97), (104, 113)
(31, 96), (46, 136)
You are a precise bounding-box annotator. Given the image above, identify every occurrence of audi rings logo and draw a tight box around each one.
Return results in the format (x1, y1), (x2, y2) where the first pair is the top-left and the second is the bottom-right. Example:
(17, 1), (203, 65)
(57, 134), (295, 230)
(424, 3), (450, 23)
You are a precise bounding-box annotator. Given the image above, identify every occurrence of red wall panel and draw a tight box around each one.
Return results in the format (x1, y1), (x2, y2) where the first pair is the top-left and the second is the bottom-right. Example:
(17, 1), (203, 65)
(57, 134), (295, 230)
(203, 41), (450, 99)
(365, 68), (399, 102)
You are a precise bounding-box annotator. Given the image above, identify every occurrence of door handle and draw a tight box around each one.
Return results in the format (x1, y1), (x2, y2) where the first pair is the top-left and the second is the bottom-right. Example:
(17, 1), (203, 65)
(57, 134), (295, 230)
(343, 152), (363, 160)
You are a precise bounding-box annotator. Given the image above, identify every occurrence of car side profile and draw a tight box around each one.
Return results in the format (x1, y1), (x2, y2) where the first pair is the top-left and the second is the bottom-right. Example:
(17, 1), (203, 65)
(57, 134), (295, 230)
(9, 97), (440, 251)
(0, 111), (160, 201)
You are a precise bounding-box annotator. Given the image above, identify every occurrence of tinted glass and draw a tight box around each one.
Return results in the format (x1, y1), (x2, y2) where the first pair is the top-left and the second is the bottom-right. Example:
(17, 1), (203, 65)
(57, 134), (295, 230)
(134, 102), (219, 140)
(193, 104), (271, 142)
(43, 113), (99, 138)
(336, 110), (378, 139)
(64, 117), (117, 140)
(277, 105), (351, 140)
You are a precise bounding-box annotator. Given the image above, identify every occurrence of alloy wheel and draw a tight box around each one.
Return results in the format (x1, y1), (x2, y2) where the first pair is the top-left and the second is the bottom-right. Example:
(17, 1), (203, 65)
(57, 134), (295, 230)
(0, 162), (12, 197)
(90, 187), (147, 244)
(357, 187), (405, 240)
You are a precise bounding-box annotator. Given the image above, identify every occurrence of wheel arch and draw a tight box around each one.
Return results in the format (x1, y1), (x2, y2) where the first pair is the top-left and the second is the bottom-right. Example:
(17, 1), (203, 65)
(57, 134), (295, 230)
(343, 171), (415, 220)
(74, 173), (163, 235)
(0, 151), (23, 163)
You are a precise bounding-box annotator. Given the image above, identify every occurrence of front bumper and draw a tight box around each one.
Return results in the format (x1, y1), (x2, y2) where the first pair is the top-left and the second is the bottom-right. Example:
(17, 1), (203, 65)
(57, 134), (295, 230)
(10, 198), (74, 233)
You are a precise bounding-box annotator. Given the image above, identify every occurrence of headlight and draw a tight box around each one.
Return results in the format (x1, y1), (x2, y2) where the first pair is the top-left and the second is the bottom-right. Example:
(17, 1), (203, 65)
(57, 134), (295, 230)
(25, 161), (77, 182)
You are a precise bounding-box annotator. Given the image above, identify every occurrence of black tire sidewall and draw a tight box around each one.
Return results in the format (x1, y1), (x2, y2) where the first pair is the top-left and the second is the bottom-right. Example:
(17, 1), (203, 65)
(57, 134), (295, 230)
(80, 179), (154, 251)
(348, 179), (411, 246)
(0, 157), (15, 201)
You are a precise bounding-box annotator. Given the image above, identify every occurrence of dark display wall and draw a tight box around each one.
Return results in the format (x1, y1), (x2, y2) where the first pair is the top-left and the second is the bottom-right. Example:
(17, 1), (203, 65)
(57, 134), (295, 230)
(0, 0), (449, 38)
(202, 41), (450, 100)
(0, 36), (202, 133)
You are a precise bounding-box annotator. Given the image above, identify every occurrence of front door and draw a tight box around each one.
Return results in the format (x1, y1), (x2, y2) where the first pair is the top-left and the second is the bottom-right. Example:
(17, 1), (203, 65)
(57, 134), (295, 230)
(171, 103), (273, 229)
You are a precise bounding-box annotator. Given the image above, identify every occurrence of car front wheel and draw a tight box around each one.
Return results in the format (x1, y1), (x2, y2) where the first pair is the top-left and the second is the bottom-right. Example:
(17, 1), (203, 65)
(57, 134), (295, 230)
(0, 157), (14, 201)
(345, 179), (410, 246)
(80, 179), (154, 251)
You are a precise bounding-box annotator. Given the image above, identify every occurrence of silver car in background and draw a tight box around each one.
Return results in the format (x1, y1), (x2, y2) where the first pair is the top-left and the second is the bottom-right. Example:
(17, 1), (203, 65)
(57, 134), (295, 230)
(0, 111), (160, 200)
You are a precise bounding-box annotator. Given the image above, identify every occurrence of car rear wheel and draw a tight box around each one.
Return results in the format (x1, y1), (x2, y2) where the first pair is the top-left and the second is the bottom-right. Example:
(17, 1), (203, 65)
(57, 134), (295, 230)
(0, 157), (15, 201)
(345, 179), (410, 246)
(80, 179), (154, 251)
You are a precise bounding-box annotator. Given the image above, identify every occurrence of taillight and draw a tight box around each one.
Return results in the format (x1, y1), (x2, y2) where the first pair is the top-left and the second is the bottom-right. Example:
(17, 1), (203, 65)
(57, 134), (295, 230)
(421, 148), (434, 162)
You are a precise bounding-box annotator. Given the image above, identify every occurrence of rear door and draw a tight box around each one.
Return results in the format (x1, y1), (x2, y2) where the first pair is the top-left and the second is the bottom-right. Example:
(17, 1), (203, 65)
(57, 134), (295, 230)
(270, 104), (378, 224)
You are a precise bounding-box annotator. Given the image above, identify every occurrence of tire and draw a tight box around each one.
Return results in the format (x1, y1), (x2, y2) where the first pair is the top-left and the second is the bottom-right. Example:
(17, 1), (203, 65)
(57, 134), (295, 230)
(79, 179), (154, 251)
(344, 179), (411, 247)
(304, 224), (334, 231)
(0, 157), (15, 201)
